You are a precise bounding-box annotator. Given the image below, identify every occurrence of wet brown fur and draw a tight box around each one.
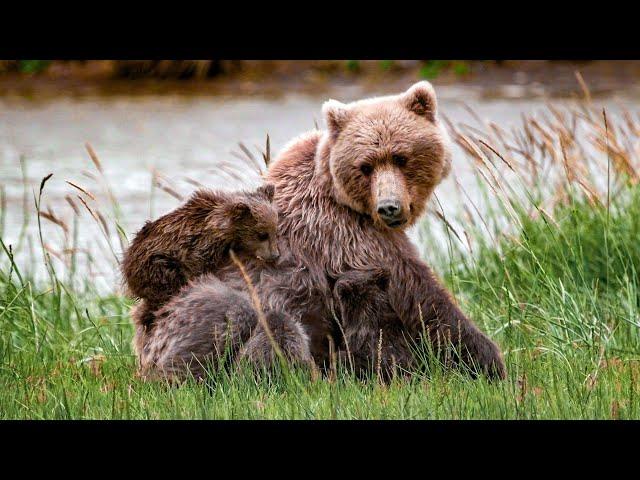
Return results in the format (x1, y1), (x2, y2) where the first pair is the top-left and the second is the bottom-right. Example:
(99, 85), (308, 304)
(333, 265), (505, 382)
(133, 82), (506, 380)
(139, 273), (311, 382)
(257, 81), (505, 378)
(237, 308), (313, 367)
(333, 267), (415, 382)
(122, 183), (279, 353)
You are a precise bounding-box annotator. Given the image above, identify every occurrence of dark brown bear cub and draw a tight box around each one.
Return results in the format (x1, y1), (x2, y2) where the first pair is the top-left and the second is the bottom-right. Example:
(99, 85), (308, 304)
(333, 267), (415, 382)
(334, 266), (506, 381)
(121, 183), (279, 347)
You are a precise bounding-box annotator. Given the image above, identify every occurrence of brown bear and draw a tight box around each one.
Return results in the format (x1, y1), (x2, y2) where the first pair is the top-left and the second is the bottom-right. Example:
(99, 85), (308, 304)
(138, 273), (312, 382)
(121, 183), (279, 355)
(256, 80), (505, 379)
(141, 81), (506, 380)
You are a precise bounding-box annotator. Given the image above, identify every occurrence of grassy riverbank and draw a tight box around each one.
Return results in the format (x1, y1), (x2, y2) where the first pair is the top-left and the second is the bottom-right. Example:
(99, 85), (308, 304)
(1, 101), (639, 419)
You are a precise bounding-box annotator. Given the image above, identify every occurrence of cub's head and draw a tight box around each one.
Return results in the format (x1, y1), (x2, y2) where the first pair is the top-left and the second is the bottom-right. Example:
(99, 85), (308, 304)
(333, 267), (391, 322)
(225, 183), (280, 262)
(321, 81), (452, 230)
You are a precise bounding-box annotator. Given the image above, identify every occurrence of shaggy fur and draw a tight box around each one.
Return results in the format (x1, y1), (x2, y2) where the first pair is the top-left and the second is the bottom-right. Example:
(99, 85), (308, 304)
(139, 273), (308, 382)
(260, 81), (505, 378)
(122, 183), (279, 352)
(137, 82), (506, 380)
(333, 267), (415, 382)
(138, 274), (254, 382)
(213, 251), (338, 369)
(237, 309), (313, 367)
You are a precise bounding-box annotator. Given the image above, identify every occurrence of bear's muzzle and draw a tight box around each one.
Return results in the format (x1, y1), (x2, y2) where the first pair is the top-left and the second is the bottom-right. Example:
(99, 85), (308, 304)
(372, 167), (411, 228)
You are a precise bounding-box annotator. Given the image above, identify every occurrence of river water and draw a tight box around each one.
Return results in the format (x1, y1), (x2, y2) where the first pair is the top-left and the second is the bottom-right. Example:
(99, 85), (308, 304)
(1, 84), (637, 291)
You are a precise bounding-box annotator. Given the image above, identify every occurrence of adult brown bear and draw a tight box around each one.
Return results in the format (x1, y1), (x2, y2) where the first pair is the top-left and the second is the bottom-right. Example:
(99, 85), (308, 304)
(140, 81), (506, 380)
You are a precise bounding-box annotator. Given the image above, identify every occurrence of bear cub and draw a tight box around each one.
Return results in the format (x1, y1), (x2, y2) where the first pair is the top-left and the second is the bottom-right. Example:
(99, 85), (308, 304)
(335, 266), (506, 381)
(139, 273), (311, 382)
(121, 183), (279, 337)
(333, 267), (414, 382)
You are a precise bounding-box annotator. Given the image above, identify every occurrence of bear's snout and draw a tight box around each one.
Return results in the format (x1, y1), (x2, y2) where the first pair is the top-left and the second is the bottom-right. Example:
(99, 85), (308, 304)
(377, 200), (404, 226)
(372, 167), (411, 229)
(264, 244), (280, 262)
(256, 240), (280, 263)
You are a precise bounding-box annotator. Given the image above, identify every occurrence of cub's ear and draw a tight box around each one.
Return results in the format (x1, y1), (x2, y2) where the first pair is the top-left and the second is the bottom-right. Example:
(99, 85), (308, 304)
(226, 201), (252, 222)
(401, 81), (437, 121)
(256, 183), (275, 202)
(334, 267), (390, 299)
(334, 276), (356, 301)
(206, 200), (251, 231)
(322, 99), (350, 137)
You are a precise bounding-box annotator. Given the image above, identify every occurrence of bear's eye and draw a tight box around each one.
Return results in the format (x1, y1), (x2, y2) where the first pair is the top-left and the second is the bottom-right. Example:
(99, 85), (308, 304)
(393, 155), (407, 167)
(360, 164), (373, 176)
(257, 232), (269, 241)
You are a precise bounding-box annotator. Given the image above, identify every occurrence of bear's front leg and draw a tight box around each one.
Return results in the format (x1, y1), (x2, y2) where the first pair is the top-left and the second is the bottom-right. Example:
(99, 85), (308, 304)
(390, 257), (506, 380)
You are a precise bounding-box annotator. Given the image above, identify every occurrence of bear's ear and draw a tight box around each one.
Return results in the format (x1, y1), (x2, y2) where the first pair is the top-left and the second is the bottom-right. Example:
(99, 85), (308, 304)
(334, 276), (357, 303)
(256, 183), (275, 202)
(322, 99), (350, 137)
(401, 81), (437, 121)
(226, 201), (252, 223)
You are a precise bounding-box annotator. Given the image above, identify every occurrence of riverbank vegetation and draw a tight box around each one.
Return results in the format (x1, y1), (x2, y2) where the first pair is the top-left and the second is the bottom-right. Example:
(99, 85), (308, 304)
(1, 93), (638, 419)
(0, 60), (477, 79)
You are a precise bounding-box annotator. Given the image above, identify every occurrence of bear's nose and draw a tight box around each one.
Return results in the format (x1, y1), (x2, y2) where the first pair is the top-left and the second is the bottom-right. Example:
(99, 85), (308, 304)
(377, 200), (402, 218)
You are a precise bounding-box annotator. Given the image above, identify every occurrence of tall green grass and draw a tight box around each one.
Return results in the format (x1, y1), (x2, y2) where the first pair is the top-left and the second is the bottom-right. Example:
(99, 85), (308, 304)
(1, 99), (639, 419)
